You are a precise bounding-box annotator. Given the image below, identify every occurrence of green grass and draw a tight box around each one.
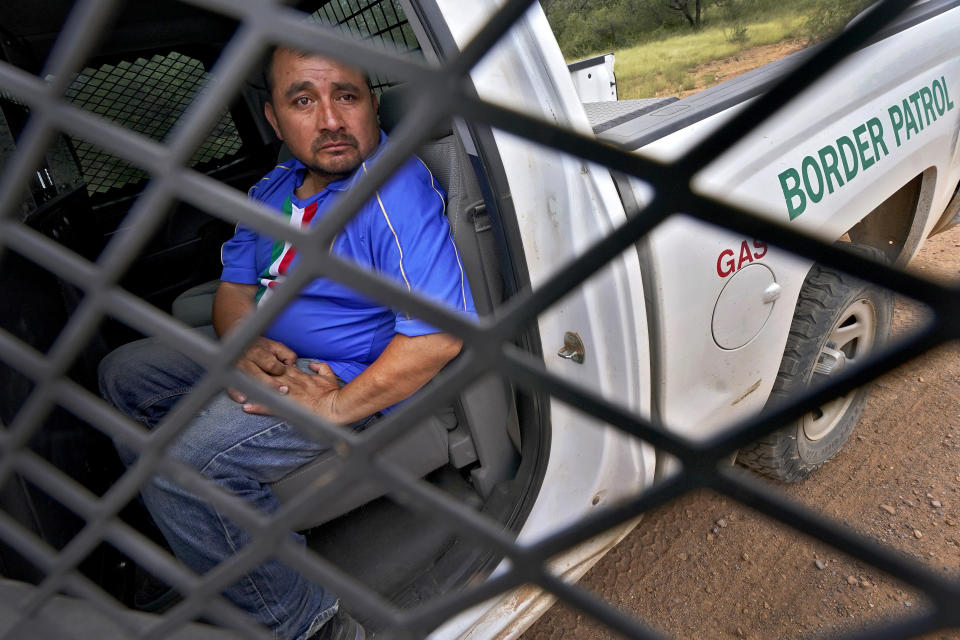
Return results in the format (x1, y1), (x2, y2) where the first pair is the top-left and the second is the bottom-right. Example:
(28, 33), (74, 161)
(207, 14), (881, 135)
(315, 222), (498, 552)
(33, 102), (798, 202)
(614, 13), (809, 100)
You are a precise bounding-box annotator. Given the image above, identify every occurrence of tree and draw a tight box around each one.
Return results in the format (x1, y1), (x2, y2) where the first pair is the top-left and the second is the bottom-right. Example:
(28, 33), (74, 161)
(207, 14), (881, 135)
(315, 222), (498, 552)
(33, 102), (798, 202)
(541, 0), (670, 57)
(715, 0), (748, 47)
(803, 0), (875, 43)
(667, 0), (702, 28)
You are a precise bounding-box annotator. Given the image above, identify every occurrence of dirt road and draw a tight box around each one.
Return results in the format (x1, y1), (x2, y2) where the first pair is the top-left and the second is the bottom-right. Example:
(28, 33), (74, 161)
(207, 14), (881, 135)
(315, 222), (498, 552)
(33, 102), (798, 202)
(524, 41), (960, 639)
(671, 39), (809, 99)
(524, 226), (960, 640)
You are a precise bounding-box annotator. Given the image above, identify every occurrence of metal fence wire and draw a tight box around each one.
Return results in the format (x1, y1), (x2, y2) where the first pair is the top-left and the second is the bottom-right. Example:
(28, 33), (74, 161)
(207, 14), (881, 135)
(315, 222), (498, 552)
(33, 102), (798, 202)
(0, 0), (958, 639)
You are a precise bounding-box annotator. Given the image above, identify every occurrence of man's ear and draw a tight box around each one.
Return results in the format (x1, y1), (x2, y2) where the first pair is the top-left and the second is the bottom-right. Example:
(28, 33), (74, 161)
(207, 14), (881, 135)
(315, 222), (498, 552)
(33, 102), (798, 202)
(371, 91), (379, 116)
(264, 101), (283, 141)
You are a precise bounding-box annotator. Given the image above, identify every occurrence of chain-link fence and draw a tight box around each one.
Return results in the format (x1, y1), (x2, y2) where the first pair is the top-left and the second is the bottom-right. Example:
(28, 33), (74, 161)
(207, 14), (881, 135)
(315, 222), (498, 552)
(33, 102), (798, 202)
(0, 0), (958, 639)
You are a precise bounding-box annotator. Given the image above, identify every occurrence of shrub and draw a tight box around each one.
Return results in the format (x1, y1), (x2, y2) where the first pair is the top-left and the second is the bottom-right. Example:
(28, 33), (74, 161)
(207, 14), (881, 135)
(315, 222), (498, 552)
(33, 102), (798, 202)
(803, 0), (875, 43)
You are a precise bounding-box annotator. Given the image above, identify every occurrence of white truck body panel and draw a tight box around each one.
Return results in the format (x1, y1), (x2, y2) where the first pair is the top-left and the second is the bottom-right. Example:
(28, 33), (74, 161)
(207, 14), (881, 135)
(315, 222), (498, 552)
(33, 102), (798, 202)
(568, 53), (618, 102)
(428, 1), (654, 636)
(635, 8), (960, 439)
(445, 0), (655, 533)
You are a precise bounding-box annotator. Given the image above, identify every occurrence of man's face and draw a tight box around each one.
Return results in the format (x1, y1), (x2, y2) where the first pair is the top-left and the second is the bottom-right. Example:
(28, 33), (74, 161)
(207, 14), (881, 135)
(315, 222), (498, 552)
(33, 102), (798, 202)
(264, 49), (379, 186)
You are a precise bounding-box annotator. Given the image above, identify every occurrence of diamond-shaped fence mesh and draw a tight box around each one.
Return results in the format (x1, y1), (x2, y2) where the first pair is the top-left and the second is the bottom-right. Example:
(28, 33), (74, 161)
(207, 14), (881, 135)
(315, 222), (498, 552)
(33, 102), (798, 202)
(0, 0), (958, 639)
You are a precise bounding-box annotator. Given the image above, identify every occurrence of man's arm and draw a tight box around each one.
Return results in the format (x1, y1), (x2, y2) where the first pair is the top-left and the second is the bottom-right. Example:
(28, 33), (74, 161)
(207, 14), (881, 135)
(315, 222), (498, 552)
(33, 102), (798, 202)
(212, 281), (257, 337)
(213, 281), (298, 401)
(241, 331), (463, 424)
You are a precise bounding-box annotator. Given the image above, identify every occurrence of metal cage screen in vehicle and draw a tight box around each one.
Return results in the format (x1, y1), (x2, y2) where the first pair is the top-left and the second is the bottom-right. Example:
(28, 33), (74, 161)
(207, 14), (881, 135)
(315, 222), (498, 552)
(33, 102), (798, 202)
(308, 0), (421, 93)
(63, 52), (245, 195)
(0, 0), (958, 639)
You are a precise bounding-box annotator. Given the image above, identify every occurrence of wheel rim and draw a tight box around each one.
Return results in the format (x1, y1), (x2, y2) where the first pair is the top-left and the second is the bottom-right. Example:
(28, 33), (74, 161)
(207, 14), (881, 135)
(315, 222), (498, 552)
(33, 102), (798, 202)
(802, 298), (877, 441)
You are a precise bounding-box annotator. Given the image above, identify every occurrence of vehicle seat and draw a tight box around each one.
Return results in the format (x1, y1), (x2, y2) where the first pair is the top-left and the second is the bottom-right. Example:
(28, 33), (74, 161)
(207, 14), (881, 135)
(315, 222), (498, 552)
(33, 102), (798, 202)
(270, 406), (457, 529)
(171, 279), (219, 327)
(376, 85), (520, 498)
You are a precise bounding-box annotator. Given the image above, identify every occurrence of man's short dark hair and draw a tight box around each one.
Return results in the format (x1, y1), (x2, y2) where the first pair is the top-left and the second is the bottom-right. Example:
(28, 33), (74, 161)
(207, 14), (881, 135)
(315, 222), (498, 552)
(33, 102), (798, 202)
(261, 45), (373, 101)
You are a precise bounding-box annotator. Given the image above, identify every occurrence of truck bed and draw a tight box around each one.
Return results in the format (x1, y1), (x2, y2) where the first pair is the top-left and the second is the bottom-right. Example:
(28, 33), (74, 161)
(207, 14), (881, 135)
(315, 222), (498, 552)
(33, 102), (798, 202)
(591, 45), (814, 150)
(583, 98), (676, 134)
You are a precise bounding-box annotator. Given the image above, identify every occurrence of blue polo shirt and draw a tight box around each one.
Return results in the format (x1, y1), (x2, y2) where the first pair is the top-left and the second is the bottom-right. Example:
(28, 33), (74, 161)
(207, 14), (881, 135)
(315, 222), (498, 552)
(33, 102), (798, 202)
(221, 132), (474, 385)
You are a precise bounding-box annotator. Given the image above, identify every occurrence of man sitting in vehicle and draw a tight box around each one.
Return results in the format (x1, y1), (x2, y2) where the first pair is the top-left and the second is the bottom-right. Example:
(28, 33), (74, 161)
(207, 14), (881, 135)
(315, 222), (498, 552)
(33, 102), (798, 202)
(99, 46), (473, 640)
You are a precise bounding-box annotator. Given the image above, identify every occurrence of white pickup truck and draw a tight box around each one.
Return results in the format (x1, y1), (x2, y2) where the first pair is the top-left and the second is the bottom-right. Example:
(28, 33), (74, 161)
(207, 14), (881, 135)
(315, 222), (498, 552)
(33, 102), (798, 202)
(0, 0), (957, 638)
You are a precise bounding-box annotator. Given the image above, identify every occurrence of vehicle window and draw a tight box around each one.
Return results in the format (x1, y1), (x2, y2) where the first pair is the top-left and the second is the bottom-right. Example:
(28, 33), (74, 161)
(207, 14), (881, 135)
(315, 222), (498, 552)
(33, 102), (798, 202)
(0, 97), (85, 215)
(307, 0), (422, 93)
(63, 52), (244, 195)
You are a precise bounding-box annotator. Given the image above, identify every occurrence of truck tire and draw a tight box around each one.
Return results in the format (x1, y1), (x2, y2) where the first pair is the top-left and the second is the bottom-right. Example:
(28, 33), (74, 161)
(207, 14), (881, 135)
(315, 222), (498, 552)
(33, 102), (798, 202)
(737, 245), (893, 482)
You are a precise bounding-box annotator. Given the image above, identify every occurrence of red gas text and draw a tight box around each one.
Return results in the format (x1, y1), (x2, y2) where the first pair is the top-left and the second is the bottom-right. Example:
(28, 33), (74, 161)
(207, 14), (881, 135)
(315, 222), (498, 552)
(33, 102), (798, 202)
(717, 240), (767, 278)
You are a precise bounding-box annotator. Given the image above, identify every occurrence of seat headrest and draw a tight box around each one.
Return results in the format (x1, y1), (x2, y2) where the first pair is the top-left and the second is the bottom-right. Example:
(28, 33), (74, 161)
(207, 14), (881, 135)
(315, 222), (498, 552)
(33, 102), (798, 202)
(378, 84), (454, 140)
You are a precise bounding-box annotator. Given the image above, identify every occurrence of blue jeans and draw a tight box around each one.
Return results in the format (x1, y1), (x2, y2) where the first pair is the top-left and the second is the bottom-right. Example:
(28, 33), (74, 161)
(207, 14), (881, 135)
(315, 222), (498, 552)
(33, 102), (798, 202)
(99, 331), (355, 640)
